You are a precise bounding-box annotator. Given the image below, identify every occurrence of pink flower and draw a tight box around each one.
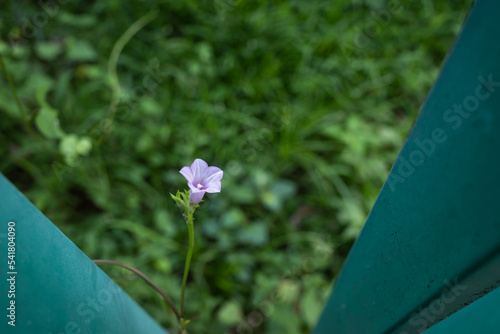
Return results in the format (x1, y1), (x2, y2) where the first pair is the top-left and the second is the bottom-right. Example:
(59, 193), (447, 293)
(180, 159), (223, 203)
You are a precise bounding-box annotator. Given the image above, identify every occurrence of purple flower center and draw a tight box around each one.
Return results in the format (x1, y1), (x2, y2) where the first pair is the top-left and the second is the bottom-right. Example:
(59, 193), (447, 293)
(196, 183), (204, 190)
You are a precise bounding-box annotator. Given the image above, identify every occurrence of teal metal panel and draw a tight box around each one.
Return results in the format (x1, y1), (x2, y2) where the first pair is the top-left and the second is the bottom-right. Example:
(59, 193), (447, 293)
(0, 174), (167, 334)
(422, 286), (500, 334)
(314, 0), (500, 333)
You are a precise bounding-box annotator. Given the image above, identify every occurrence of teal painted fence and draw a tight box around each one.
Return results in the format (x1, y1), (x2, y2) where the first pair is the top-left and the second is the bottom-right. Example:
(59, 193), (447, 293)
(0, 174), (166, 334)
(313, 0), (500, 333)
(422, 283), (500, 333)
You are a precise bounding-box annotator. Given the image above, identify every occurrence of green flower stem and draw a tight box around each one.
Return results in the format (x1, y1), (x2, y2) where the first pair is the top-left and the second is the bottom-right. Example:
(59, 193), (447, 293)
(102, 10), (158, 143)
(180, 211), (194, 320)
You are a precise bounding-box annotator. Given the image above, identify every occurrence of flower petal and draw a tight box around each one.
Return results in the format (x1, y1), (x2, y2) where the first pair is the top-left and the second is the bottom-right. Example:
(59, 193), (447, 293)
(203, 166), (223, 179)
(191, 159), (208, 183)
(189, 190), (205, 203)
(180, 166), (194, 182)
(204, 170), (223, 187)
(205, 180), (221, 193)
(187, 181), (198, 192)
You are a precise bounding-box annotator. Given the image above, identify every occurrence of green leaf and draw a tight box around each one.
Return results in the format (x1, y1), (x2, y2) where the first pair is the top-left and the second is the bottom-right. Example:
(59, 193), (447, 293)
(272, 180), (297, 199)
(237, 221), (269, 246)
(0, 40), (9, 55)
(229, 184), (255, 204)
(300, 289), (323, 327)
(0, 90), (20, 118)
(35, 42), (62, 61)
(59, 135), (91, 166)
(221, 208), (245, 228)
(66, 39), (98, 62)
(261, 191), (280, 212)
(58, 12), (97, 28)
(35, 107), (64, 139)
(20, 70), (54, 98)
(267, 305), (302, 334)
(59, 134), (78, 155)
(140, 97), (163, 116)
(261, 179), (297, 211)
(201, 218), (221, 238)
(75, 137), (92, 155)
(277, 279), (300, 303)
(152, 258), (171, 273)
(170, 192), (185, 210)
(153, 208), (177, 236)
(217, 300), (243, 325)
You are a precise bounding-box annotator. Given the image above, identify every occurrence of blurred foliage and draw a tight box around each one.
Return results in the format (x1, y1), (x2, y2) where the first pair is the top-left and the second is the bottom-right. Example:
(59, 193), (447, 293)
(0, 0), (470, 333)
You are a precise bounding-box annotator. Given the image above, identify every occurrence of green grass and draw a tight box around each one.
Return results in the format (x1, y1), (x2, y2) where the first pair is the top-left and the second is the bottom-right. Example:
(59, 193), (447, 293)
(0, 1), (470, 333)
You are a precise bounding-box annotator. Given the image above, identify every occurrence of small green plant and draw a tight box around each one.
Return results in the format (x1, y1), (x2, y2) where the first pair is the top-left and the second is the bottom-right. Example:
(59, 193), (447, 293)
(171, 158), (223, 332)
(94, 159), (223, 333)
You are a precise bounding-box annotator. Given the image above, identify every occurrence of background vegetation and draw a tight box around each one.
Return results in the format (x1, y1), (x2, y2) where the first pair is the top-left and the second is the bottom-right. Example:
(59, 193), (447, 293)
(0, 1), (470, 333)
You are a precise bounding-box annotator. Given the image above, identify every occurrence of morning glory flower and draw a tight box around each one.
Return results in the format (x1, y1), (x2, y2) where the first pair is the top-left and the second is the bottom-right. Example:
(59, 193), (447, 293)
(180, 159), (223, 203)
